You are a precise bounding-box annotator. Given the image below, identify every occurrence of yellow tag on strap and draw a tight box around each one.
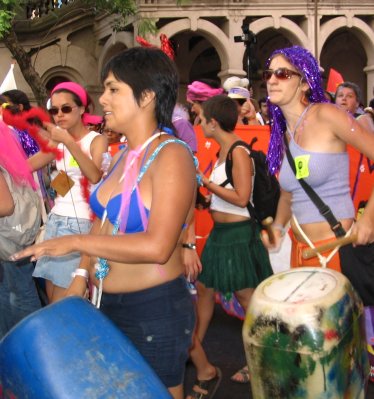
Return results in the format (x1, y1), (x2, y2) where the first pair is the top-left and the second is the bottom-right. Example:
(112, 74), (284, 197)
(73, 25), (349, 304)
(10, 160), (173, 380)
(294, 155), (310, 179)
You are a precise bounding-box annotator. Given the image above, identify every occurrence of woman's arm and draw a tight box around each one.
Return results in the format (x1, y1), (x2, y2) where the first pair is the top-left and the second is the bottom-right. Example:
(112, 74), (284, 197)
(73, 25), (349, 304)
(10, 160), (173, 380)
(28, 151), (55, 172)
(182, 214), (202, 281)
(261, 189), (292, 250)
(65, 217), (102, 298)
(46, 123), (108, 184)
(0, 172), (14, 217)
(12, 143), (196, 264)
(322, 104), (374, 159)
(200, 146), (253, 207)
(352, 188), (374, 245)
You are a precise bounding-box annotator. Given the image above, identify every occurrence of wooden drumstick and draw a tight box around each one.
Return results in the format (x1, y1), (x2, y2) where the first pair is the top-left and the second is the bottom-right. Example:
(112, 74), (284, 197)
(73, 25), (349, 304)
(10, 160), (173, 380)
(262, 217), (275, 245)
(302, 234), (358, 259)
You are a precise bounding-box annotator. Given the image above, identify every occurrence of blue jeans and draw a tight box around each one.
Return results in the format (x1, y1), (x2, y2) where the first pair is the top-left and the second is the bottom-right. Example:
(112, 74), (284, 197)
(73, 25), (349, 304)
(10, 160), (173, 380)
(0, 259), (41, 339)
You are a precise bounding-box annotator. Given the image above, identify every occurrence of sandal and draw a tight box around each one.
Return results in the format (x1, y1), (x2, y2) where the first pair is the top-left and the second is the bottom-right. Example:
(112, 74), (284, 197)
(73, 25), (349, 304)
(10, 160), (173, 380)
(230, 365), (250, 384)
(187, 367), (222, 399)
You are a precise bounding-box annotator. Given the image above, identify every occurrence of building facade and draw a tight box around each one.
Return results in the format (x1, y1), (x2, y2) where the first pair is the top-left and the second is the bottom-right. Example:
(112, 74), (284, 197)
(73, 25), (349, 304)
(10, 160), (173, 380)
(1, 0), (374, 107)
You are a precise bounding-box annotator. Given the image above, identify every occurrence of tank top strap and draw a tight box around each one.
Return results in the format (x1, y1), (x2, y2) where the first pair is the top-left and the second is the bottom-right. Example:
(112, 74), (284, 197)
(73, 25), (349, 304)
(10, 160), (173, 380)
(137, 138), (196, 184)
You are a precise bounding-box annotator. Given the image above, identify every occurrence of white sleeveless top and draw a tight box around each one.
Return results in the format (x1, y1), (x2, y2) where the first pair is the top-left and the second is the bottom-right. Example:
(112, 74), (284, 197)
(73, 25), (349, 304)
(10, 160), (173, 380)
(209, 159), (253, 218)
(52, 130), (100, 220)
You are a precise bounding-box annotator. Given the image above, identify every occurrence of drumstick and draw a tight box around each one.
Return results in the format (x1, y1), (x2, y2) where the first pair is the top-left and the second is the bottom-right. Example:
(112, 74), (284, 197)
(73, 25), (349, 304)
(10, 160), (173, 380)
(302, 234), (358, 259)
(262, 217), (275, 245)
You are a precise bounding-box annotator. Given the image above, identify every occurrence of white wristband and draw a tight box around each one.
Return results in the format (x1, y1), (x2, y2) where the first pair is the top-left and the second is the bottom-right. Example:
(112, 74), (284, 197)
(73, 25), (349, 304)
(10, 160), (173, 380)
(71, 268), (89, 280)
(272, 223), (286, 237)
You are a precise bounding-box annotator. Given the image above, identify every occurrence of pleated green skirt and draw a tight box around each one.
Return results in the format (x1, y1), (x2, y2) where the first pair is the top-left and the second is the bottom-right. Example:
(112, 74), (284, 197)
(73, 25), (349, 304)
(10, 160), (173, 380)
(199, 220), (273, 293)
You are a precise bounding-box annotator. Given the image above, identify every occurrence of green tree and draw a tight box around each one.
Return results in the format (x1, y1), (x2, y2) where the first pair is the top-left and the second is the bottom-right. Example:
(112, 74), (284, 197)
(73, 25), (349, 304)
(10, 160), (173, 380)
(0, 0), (183, 105)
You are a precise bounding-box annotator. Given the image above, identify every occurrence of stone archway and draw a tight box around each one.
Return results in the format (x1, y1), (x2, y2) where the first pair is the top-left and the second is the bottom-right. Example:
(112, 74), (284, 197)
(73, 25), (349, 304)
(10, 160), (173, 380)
(320, 17), (374, 102)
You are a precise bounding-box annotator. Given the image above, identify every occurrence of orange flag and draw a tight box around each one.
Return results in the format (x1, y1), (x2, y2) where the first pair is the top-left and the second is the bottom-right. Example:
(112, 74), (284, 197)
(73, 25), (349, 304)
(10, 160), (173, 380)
(326, 68), (344, 93)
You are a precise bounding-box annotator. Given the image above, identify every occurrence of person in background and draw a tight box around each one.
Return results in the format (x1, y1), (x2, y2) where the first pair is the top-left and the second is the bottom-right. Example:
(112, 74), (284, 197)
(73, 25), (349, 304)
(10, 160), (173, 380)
(186, 79), (224, 125)
(172, 103), (197, 153)
(102, 125), (124, 157)
(1, 89), (40, 157)
(29, 82), (107, 303)
(186, 96), (273, 397)
(226, 86), (259, 126)
(0, 119), (41, 338)
(335, 81), (374, 132)
(13, 47), (197, 399)
(257, 97), (270, 125)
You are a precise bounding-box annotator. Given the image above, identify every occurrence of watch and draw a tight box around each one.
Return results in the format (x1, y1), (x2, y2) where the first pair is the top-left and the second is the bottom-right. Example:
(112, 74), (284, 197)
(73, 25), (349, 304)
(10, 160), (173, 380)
(182, 243), (197, 250)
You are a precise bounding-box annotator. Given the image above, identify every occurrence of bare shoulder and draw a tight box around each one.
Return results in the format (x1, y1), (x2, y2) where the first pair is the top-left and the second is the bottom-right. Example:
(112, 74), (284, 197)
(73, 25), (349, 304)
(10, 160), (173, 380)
(312, 102), (344, 121)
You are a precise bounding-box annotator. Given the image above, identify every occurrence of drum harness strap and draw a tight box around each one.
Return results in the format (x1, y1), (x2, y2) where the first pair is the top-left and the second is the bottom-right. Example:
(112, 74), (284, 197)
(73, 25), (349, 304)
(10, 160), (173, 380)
(283, 131), (353, 268)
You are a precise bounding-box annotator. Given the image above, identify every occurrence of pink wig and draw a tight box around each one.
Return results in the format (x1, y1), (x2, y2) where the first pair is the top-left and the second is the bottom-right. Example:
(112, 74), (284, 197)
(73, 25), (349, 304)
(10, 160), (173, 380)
(0, 120), (37, 190)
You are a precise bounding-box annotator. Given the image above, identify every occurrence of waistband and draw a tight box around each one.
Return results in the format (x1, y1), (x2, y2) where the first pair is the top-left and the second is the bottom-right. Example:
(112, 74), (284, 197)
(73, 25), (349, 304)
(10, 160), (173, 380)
(102, 274), (187, 305)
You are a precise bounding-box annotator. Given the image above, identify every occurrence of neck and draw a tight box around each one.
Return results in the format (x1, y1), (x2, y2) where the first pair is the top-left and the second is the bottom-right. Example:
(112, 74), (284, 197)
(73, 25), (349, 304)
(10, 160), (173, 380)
(126, 125), (160, 150)
(69, 123), (88, 140)
(283, 103), (311, 133)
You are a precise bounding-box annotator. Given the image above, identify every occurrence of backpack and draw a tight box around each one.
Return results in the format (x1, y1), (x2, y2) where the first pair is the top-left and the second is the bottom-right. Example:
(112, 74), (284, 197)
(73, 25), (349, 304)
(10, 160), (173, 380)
(0, 166), (42, 260)
(221, 139), (280, 223)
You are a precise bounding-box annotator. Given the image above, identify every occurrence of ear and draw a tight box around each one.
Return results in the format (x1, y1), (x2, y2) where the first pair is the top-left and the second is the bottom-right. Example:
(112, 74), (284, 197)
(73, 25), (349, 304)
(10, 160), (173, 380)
(140, 90), (156, 108)
(209, 118), (218, 130)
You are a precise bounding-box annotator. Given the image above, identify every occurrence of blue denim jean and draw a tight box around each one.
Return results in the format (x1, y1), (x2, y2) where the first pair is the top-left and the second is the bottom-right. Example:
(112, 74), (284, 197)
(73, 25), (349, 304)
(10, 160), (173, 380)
(0, 259), (41, 339)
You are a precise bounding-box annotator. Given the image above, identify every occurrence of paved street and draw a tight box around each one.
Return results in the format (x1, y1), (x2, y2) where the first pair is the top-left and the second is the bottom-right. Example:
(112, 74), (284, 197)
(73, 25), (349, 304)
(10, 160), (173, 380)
(184, 304), (374, 399)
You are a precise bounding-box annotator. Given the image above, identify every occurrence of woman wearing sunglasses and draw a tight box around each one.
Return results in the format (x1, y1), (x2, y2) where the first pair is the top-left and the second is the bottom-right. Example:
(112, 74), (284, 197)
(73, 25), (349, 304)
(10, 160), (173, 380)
(29, 82), (107, 303)
(261, 46), (374, 270)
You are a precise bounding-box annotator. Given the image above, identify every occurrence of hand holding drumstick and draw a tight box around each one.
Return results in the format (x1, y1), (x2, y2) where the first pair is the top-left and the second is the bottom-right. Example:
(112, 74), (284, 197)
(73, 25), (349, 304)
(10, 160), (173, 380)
(302, 234), (358, 260)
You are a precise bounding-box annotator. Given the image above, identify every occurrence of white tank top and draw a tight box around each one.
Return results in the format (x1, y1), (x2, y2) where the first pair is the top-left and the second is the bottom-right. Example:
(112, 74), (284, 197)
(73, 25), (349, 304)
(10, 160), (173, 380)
(52, 130), (100, 219)
(209, 159), (253, 218)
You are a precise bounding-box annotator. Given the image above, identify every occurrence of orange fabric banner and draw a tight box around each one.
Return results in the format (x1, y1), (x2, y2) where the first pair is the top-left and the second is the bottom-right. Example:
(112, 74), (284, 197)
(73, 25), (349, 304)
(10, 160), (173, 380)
(348, 145), (374, 215)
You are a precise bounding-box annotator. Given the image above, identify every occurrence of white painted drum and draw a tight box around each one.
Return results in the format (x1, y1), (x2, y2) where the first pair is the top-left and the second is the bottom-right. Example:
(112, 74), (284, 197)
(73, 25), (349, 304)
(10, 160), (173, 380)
(243, 267), (369, 399)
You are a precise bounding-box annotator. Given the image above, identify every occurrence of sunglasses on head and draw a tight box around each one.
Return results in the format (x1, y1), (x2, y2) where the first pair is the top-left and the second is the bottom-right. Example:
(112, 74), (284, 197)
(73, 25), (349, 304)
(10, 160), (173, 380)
(48, 105), (78, 116)
(263, 68), (302, 81)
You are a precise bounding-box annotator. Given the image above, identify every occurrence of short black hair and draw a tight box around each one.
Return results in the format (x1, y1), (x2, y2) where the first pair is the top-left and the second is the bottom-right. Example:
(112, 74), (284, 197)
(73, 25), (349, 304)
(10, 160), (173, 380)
(101, 47), (178, 131)
(202, 95), (237, 132)
(259, 97), (267, 107)
(2, 89), (31, 111)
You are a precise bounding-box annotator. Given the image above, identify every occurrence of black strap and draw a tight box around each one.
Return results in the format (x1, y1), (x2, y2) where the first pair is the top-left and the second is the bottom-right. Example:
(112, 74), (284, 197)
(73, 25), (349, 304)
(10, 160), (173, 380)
(219, 141), (258, 221)
(284, 136), (346, 238)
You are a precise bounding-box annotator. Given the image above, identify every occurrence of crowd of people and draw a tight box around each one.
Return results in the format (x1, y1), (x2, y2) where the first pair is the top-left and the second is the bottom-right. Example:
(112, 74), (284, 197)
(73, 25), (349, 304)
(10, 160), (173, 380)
(1, 43), (374, 399)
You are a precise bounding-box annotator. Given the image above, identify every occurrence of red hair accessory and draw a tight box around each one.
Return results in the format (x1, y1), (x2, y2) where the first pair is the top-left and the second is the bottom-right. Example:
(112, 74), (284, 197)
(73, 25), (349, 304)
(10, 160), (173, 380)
(2, 107), (62, 159)
(136, 34), (175, 60)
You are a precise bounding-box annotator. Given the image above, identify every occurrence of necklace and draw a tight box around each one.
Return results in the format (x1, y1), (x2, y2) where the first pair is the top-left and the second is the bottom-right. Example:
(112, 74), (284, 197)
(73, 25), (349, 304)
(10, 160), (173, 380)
(286, 103), (313, 139)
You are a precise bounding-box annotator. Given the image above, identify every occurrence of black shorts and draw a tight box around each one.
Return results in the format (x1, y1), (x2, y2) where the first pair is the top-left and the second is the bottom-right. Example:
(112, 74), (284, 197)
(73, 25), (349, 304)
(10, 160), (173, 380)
(100, 275), (195, 387)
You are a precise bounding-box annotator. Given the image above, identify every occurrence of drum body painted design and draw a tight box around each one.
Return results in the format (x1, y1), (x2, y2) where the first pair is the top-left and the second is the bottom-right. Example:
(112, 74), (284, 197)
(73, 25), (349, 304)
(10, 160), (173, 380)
(0, 297), (171, 399)
(243, 267), (369, 399)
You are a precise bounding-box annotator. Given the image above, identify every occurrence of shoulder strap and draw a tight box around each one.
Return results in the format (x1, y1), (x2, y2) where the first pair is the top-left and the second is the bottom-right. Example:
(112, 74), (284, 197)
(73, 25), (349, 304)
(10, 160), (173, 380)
(221, 140), (251, 187)
(137, 138), (195, 184)
(283, 136), (346, 237)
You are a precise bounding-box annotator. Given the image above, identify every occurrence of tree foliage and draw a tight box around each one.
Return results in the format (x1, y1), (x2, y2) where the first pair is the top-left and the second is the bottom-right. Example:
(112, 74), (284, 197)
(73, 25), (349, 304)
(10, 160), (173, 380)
(0, 0), (186, 104)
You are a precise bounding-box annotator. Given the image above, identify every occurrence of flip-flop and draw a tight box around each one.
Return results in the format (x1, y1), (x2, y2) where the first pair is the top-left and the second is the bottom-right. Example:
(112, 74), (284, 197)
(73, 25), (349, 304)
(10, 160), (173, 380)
(188, 367), (222, 399)
(230, 365), (250, 384)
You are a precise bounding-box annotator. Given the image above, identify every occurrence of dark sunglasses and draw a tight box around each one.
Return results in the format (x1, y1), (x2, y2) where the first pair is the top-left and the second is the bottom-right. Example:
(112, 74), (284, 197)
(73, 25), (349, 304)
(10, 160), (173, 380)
(48, 105), (78, 116)
(263, 68), (302, 81)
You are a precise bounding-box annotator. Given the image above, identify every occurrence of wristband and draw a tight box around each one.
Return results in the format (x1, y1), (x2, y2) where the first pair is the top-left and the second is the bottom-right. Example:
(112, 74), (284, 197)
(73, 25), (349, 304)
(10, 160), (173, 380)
(71, 268), (90, 280)
(182, 243), (197, 250)
(272, 223), (286, 237)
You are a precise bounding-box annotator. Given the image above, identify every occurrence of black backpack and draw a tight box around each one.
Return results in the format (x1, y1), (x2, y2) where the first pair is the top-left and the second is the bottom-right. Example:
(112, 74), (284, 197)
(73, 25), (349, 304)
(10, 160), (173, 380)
(220, 138), (280, 223)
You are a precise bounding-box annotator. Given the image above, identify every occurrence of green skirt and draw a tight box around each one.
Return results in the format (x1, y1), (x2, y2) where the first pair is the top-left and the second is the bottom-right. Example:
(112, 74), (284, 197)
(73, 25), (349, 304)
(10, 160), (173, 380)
(199, 220), (273, 293)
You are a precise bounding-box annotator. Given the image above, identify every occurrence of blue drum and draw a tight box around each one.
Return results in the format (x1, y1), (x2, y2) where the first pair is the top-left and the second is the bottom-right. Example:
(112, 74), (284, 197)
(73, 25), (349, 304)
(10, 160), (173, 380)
(243, 267), (369, 399)
(0, 297), (171, 398)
